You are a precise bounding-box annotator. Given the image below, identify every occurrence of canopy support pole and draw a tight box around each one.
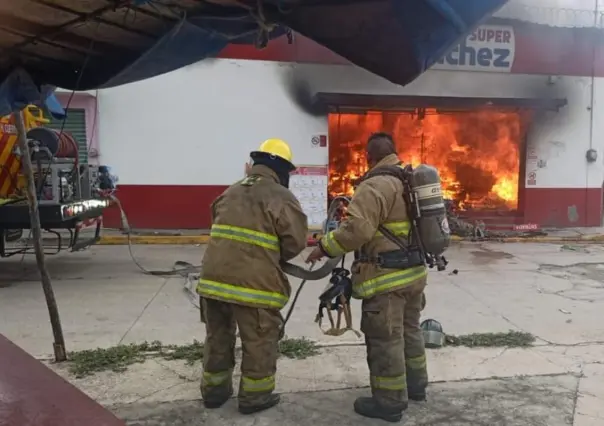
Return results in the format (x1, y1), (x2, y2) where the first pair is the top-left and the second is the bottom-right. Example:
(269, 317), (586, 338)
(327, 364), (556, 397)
(13, 111), (67, 362)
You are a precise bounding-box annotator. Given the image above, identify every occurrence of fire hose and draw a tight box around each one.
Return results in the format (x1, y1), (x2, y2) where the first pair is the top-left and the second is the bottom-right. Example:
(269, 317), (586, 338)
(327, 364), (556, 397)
(111, 192), (348, 339)
(111, 192), (345, 304)
(114, 193), (443, 346)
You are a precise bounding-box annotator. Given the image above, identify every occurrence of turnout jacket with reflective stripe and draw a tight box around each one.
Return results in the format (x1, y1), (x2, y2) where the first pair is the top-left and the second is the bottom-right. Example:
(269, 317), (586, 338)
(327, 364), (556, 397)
(197, 165), (308, 310)
(320, 154), (427, 299)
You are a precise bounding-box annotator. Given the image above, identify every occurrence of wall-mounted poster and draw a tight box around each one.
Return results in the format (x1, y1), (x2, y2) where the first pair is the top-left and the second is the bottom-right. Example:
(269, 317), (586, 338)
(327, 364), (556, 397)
(289, 166), (328, 229)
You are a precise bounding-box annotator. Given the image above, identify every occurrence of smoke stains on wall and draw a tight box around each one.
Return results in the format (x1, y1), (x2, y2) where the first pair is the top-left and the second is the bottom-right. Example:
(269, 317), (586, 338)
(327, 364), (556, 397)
(328, 109), (533, 213)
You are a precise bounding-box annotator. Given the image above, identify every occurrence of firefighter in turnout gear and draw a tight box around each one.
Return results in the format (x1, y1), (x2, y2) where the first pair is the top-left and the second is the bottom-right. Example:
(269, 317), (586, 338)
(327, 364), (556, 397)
(197, 138), (308, 414)
(307, 132), (429, 423)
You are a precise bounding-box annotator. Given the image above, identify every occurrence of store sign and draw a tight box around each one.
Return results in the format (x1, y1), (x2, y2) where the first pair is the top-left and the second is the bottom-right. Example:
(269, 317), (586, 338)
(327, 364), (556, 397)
(432, 25), (515, 73)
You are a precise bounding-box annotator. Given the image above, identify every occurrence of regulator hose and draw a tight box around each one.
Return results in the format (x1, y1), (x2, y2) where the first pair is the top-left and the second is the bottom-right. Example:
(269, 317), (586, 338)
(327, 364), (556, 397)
(279, 257), (341, 280)
(277, 195), (350, 280)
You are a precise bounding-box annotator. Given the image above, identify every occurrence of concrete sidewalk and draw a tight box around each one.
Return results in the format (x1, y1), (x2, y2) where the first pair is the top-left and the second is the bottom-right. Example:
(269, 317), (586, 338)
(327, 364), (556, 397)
(112, 375), (580, 425)
(49, 342), (603, 425)
(1, 242), (604, 424)
(2, 242), (604, 353)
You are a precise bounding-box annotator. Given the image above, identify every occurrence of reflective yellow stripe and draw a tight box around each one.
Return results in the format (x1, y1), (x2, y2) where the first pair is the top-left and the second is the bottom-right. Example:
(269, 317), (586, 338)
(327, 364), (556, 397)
(197, 279), (288, 309)
(321, 231), (346, 257)
(406, 354), (427, 370)
(371, 374), (407, 391)
(203, 370), (231, 387)
(375, 221), (411, 237)
(210, 224), (279, 251)
(353, 266), (427, 299)
(241, 375), (275, 393)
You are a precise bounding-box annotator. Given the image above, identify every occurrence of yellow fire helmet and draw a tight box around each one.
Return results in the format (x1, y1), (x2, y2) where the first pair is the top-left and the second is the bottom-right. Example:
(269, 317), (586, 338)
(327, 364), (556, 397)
(251, 138), (295, 171)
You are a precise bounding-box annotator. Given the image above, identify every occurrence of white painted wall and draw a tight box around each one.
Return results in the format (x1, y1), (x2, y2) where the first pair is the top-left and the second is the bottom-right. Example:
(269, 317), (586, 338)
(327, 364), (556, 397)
(527, 76), (602, 189)
(97, 60), (326, 186)
(96, 58), (604, 191)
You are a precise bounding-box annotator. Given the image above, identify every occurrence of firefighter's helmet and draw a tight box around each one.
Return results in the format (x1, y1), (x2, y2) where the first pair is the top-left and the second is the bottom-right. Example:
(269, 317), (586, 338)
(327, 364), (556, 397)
(421, 319), (445, 348)
(251, 138), (295, 170)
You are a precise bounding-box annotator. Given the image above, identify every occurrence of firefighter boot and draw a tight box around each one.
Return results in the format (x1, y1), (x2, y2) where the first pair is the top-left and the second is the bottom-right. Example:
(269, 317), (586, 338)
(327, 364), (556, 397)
(353, 397), (405, 422)
(238, 394), (281, 415)
(408, 378), (428, 402)
(408, 390), (427, 402)
(202, 383), (234, 409)
(407, 371), (428, 402)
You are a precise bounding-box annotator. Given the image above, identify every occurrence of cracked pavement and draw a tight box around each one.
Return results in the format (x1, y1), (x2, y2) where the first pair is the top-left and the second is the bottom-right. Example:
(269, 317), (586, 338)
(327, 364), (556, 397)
(1, 242), (604, 424)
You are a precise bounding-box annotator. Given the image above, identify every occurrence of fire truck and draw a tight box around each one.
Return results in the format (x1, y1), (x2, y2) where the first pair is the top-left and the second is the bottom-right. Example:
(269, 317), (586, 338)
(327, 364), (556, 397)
(0, 105), (115, 257)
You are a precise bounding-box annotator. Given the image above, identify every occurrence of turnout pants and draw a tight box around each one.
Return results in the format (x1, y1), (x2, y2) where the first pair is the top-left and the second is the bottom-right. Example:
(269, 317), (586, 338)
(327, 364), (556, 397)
(360, 276), (428, 410)
(200, 298), (282, 409)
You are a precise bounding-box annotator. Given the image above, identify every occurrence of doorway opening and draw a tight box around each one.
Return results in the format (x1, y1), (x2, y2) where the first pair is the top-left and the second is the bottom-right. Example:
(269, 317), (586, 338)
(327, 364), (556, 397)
(328, 108), (533, 216)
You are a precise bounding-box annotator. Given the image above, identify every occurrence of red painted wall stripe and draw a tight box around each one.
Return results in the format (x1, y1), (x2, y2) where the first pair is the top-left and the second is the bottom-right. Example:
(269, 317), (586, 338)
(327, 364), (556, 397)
(103, 185), (228, 230)
(102, 185), (603, 230)
(218, 19), (604, 78)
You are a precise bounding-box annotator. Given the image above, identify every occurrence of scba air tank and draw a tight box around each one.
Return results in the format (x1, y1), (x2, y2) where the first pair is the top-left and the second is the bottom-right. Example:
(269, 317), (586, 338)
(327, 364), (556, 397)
(408, 164), (450, 256)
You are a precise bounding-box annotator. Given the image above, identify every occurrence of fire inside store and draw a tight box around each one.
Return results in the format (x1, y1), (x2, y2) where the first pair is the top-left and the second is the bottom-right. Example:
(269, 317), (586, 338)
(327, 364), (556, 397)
(327, 107), (533, 227)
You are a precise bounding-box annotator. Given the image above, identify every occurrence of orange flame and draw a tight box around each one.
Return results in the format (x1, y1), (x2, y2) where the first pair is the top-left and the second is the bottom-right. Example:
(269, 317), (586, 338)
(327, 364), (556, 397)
(328, 109), (532, 211)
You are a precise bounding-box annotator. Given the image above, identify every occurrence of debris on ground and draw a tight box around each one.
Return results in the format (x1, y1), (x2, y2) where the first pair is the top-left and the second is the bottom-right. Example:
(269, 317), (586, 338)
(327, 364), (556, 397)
(278, 337), (320, 359)
(560, 244), (589, 253)
(68, 340), (203, 378)
(445, 331), (536, 348)
(445, 200), (547, 240)
(66, 331), (536, 378)
(183, 272), (200, 309)
(67, 337), (320, 378)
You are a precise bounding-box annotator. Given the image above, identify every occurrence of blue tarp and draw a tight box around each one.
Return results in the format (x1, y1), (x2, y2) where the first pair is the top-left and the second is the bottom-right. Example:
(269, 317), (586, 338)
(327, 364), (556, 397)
(0, 69), (65, 120)
(0, 0), (507, 117)
(279, 0), (508, 86)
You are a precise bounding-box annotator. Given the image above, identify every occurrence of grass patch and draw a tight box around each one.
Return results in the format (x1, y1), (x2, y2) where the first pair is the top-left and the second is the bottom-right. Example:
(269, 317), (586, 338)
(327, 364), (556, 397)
(68, 337), (319, 378)
(161, 341), (205, 364)
(278, 337), (320, 359)
(67, 332), (534, 378)
(68, 341), (162, 378)
(445, 331), (536, 348)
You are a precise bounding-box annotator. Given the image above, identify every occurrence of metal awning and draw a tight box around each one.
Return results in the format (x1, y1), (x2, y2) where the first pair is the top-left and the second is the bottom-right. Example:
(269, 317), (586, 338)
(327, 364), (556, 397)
(315, 93), (568, 113)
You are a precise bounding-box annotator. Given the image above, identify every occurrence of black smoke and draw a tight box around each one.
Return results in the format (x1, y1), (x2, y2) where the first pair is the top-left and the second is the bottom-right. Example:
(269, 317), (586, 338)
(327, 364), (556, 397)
(280, 66), (328, 117)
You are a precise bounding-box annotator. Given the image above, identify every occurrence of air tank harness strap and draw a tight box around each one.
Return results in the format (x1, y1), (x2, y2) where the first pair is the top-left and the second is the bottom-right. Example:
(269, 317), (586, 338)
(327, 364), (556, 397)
(356, 249), (424, 269)
(314, 295), (361, 338)
(314, 264), (362, 339)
